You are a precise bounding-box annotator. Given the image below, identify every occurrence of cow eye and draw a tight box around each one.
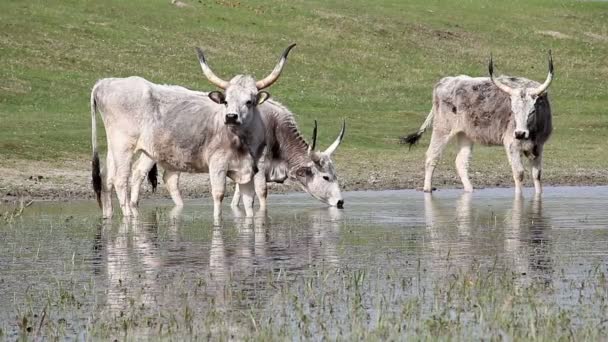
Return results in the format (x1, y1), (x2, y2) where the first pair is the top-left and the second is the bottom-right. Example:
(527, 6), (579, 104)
(245, 100), (253, 107)
(323, 176), (330, 181)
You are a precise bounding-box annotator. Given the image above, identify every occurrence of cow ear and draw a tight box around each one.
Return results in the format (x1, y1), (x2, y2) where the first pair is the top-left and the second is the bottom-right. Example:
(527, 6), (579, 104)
(208, 91), (226, 104)
(257, 91), (270, 105)
(295, 166), (312, 178)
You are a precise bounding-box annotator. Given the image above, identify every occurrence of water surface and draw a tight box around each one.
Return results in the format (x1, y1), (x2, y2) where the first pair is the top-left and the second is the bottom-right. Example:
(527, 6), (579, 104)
(1, 186), (607, 339)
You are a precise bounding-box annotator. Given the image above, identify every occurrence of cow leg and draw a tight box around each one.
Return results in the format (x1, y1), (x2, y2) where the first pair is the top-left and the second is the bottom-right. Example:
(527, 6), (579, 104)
(424, 130), (451, 192)
(230, 184), (241, 208)
(254, 171), (268, 211)
(455, 133), (474, 192)
(209, 165), (227, 225)
(530, 145), (544, 194)
(239, 179), (256, 217)
(101, 149), (115, 219)
(163, 170), (184, 208)
(110, 145), (134, 217)
(504, 141), (525, 195)
(130, 153), (156, 208)
(230, 174), (265, 210)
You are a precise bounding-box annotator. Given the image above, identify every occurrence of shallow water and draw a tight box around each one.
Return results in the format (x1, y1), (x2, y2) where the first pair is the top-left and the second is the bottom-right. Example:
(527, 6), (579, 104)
(1, 186), (607, 339)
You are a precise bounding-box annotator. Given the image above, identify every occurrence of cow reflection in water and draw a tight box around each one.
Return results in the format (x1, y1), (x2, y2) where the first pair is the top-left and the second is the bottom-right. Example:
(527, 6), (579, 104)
(506, 194), (552, 282)
(206, 207), (342, 304)
(423, 193), (552, 282)
(93, 213), (163, 311)
(423, 193), (475, 251)
(94, 206), (343, 310)
(229, 206), (342, 269)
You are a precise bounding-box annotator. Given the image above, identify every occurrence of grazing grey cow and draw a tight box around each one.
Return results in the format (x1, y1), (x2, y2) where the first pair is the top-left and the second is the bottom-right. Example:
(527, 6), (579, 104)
(231, 107), (346, 209)
(141, 102), (346, 211)
(402, 52), (554, 194)
(91, 44), (296, 220)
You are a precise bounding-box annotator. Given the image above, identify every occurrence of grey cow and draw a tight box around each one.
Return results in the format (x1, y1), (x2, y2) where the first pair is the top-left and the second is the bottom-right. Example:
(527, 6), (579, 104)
(232, 110), (346, 209)
(91, 44), (296, 220)
(403, 52), (554, 194)
(141, 102), (346, 211)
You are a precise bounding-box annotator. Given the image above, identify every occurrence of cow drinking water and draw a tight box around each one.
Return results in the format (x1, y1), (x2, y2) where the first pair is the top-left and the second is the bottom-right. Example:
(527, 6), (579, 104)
(141, 103), (346, 211)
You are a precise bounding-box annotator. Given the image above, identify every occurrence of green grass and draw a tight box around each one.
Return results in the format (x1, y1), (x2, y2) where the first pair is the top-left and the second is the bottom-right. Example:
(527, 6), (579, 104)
(1, 0), (607, 188)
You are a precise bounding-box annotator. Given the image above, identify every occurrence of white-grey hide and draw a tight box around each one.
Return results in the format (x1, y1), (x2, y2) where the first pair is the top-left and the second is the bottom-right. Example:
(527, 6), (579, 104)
(402, 52), (554, 194)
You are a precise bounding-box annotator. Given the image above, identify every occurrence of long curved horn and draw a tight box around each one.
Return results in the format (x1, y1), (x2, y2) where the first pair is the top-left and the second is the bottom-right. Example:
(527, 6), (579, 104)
(488, 54), (514, 95)
(530, 50), (554, 96)
(195, 47), (229, 89)
(308, 119), (318, 155)
(324, 119), (346, 156)
(256, 43), (297, 90)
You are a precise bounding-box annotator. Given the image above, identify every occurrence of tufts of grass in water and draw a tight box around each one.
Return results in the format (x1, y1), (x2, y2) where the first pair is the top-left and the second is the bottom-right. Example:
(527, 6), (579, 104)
(0, 199), (33, 224)
(3, 260), (607, 340)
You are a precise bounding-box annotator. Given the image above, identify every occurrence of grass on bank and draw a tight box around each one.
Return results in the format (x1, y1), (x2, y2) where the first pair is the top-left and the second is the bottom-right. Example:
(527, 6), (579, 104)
(1, 0), (607, 189)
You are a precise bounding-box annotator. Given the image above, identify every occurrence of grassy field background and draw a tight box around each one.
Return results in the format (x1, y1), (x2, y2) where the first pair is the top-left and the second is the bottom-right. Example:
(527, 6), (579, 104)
(1, 0), (607, 198)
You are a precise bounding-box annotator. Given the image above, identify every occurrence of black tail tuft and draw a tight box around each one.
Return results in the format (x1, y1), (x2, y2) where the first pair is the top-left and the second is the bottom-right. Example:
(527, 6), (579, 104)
(148, 164), (158, 192)
(92, 152), (102, 208)
(399, 131), (423, 148)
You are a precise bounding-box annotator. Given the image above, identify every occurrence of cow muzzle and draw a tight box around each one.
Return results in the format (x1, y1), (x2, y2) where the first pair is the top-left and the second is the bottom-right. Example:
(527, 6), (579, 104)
(336, 199), (344, 209)
(225, 113), (240, 125)
(514, 130), (529, 140)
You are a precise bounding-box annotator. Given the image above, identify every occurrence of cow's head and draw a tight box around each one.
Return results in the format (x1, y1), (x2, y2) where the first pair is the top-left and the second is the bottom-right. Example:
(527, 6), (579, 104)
(195, 44), (296, 126)
(489, 51), (554, 140)
(292, 120), (346, 209)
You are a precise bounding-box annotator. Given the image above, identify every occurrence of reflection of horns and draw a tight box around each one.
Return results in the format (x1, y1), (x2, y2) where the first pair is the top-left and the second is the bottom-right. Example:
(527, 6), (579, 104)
(488, 53), (515, 95)
(255, 43), (296, 90)
(530, 50), (554, 96)
(324, 120), (346, 156)
(195, 47), (229, 89)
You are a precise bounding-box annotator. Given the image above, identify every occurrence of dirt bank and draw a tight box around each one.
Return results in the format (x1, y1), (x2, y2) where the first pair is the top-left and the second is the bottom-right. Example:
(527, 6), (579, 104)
(2, 159), (606, 203)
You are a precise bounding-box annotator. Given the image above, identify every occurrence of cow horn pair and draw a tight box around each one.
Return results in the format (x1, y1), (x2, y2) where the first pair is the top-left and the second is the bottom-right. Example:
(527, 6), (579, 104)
(195, 43), (297, 90)
(489, 50), (554, 96)
(308, 119), (346, 159)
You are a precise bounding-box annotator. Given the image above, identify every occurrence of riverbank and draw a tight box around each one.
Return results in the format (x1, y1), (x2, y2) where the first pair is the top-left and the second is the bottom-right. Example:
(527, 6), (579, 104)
(2, 158), (606, 202)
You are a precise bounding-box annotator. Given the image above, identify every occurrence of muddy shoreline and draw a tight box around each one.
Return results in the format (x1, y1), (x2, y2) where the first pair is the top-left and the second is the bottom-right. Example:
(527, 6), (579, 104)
(2, 161), (606, 203)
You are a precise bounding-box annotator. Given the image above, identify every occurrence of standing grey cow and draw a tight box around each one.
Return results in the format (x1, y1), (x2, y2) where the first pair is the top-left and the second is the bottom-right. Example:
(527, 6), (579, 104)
(402, 52), (554, 194)
(91, 44), (296, 220)
(140, 102), (346, 211)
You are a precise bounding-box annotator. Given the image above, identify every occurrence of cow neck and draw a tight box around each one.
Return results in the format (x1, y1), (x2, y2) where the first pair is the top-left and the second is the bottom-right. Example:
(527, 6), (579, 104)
(272, 115), (311, 170)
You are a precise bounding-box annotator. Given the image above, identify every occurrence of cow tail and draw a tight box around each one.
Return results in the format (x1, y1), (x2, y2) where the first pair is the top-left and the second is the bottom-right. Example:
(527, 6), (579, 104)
(91, 85), (102, 208)
(147, 164), (158, 192)
(400, 108), (434, 148)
